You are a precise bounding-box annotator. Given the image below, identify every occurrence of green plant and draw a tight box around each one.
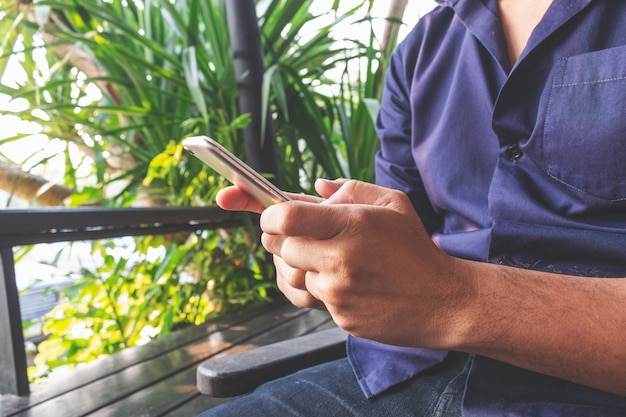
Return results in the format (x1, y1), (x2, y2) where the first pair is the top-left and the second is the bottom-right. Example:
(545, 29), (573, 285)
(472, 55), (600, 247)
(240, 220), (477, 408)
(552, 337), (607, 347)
(332, 6), (403, 183)
(1, 0), (405, 381)
(1, 0), (242, 206)
(30, 230), (271, 380)
(259, 0), (403, 188)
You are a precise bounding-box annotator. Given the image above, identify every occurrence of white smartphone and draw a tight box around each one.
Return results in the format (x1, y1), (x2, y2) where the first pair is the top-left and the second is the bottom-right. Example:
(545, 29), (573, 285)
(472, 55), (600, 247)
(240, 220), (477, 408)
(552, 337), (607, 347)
(182, 136), (290, 207)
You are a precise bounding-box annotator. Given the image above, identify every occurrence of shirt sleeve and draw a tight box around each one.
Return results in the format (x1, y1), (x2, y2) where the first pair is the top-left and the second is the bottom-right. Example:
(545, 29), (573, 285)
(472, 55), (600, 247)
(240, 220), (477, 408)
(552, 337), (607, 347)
(374, 41), (442, 235)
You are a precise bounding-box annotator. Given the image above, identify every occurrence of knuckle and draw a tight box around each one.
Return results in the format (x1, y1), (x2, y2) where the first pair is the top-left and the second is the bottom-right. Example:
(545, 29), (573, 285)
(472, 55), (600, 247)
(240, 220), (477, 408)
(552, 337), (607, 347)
(342, 179), (360, 193)
(280, 236), (300, 263)
(260, 232), (272, 249)
(287, 269), (306, 289)
(279, 203), (303, 234)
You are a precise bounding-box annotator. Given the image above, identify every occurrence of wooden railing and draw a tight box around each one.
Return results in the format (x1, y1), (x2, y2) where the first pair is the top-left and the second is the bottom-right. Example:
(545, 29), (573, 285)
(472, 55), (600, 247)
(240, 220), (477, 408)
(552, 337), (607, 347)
(0, 207), (245, 396)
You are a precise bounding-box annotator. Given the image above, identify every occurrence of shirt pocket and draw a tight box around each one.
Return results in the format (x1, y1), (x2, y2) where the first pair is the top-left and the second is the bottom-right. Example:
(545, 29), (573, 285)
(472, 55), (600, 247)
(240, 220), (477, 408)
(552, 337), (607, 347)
(541, 45), (626, 201)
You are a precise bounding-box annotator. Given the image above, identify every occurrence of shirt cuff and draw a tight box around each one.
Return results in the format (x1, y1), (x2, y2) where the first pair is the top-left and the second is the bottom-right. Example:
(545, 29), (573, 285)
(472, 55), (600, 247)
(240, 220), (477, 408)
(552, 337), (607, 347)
(347, 335), (449, 398)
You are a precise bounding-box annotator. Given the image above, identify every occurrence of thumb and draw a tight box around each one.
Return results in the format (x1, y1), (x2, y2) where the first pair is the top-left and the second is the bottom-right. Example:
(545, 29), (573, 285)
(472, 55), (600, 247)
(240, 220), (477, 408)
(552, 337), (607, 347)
(314, 178), (347, 199)
(324, 180), (416, 215)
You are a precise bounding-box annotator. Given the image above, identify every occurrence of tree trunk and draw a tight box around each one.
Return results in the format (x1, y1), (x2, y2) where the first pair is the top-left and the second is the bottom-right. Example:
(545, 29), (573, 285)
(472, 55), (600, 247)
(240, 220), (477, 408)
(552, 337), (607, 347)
(0, 161), (73, 206)
(382, 0), (408, 55)
(225, 0), (281, 186)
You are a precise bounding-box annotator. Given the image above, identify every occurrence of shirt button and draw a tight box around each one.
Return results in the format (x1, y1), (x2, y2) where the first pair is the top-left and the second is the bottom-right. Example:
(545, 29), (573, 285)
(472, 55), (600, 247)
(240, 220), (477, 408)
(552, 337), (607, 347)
(506, 144), (523, 161)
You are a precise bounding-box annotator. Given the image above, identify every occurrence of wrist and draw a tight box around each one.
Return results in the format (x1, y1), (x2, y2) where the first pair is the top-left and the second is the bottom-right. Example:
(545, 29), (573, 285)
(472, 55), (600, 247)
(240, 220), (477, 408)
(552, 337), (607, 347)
(439, 256), (485, 351)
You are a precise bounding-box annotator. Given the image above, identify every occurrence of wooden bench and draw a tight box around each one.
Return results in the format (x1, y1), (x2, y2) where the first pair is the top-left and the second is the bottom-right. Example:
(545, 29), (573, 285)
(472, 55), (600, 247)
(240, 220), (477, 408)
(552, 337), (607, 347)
(0, 299), (345, 417)
(196, 321), (346, 399)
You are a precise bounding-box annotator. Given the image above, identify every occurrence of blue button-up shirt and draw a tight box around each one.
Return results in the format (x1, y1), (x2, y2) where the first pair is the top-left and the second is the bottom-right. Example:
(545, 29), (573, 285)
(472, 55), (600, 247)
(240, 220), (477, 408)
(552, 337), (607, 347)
(348, 0), (626, 414)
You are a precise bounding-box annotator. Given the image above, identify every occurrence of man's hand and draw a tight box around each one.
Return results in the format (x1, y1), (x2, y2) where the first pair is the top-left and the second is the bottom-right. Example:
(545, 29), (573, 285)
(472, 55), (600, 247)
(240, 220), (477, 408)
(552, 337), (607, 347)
(259, 180), (474, 348)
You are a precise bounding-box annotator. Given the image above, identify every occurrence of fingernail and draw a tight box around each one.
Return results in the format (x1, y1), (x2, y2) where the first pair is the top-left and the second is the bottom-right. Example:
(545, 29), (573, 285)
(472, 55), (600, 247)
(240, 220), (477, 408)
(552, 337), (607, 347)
(316, 178), (346, 187)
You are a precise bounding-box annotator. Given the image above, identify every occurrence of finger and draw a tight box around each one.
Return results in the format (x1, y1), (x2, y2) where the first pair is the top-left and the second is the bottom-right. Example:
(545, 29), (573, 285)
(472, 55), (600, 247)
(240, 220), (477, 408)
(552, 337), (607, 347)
(260, 201), (346, 240)
(263, 231), (340, 277)
(273, 255), (307, 290)
(274, 259), (326, 310)
(286, 192), (325, 204)
(216, 187), (324, 213)
(216, 186), (266, 213)
(261, 232), (285, 257)
(314, 178), (346, 200)
(263, 233), (325, 274)
(277, 276), (326, 310)
(325, 180), (415, 215)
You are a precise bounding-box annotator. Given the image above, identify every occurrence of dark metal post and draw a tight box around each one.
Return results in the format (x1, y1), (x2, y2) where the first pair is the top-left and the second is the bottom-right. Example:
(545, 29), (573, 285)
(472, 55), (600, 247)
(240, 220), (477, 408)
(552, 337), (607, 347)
(225, 0), (281, 185)
(0, 246), (29, 395)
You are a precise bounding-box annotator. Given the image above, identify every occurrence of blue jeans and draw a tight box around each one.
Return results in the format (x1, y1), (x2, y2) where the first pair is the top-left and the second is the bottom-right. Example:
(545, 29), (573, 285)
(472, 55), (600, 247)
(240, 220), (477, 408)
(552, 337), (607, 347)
(195, 352), (472, 417)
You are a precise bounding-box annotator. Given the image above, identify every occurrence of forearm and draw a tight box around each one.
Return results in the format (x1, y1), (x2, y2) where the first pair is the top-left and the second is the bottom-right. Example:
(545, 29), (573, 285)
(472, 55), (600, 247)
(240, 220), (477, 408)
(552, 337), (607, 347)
(452, 259), (626, 396)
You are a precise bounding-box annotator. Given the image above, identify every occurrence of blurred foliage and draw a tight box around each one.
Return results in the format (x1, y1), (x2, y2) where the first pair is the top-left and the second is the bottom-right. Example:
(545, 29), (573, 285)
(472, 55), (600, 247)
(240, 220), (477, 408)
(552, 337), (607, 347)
(31, 230), (272, 380)
(0, 0), (406, 381)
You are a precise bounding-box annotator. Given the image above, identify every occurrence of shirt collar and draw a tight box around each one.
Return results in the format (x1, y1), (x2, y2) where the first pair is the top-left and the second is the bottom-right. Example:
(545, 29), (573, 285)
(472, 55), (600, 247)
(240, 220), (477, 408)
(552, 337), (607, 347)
(446, 0), (596, 72)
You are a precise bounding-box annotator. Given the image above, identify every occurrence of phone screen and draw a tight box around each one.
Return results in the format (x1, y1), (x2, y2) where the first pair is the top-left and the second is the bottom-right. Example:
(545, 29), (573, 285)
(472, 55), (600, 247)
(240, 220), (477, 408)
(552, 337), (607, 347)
(182, 136), (290, 207)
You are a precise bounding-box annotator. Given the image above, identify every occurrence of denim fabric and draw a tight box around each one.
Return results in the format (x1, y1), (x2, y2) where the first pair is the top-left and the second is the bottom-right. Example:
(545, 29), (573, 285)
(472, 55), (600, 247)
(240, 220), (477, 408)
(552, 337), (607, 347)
(195, 352), (472, 417)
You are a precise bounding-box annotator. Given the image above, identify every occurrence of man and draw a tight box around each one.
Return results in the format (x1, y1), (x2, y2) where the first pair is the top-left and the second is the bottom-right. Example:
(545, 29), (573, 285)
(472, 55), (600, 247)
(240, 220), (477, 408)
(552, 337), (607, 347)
(198, 0), (626, 415)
